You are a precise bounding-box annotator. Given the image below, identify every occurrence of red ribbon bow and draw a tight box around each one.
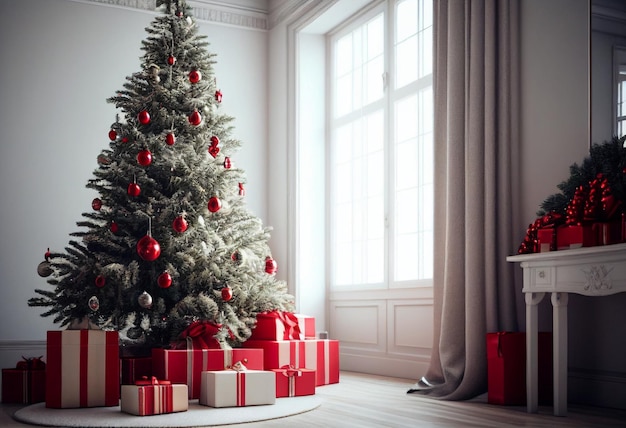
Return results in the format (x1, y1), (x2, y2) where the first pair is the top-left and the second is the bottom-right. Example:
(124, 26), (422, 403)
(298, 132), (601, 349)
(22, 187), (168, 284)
(16, 356), (45, 370)
(279, 364), (302, 378)
(273, 311), (301, 340)
(174, 320), (223, 350)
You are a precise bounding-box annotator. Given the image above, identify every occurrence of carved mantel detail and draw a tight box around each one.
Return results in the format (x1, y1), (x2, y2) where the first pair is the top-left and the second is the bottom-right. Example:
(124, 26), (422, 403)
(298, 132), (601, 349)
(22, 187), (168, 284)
(582, 264), (614, 292)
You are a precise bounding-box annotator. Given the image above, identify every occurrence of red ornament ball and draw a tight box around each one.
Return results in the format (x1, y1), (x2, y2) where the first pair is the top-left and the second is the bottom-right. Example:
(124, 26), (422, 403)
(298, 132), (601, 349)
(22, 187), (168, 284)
(188, 110), (202, 126)
(158, 271), (172, 288)
(127, 182), (141, 197)
(215, 90), (223, 103)
(224, 157), (231, 169)
(210, 136), (219, 146)
(172, 215), (188, 233)
(95, 275), (106, 288)
(189, 70), (202, 83)
(166, 132), (176, 146)
(110, 221), (119, 234)
(137, 235), (161, 261)
(221, 287), (233, 302)
(121, 136), (130, 144)
(208, 196), (222, 213)
(265, 256), (277, 274)
(92, 198), (102, 210)
(108, 129), (117, 141)
(167, 55), (176, 66)
(208, 145), (219, 158)
(137, 149), (153, 166)
(138, 110), (151, 125)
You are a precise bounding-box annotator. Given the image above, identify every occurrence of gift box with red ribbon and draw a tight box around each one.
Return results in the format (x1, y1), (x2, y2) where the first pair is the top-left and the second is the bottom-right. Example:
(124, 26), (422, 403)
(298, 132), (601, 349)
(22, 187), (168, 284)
(121, 376), (188, 416)
(243, 339), (339, 386)
(2, 357), (46, 404)
(152, 347), (264, 399)
(199, 363), (276, 408)
(294, 314), (316, 340)
(487, 331), (552, 405)
(121, 357), (153, 385)
(46, 330), (119, 408)
(249, 311), (302, 341)
(272, 365), (316, 397)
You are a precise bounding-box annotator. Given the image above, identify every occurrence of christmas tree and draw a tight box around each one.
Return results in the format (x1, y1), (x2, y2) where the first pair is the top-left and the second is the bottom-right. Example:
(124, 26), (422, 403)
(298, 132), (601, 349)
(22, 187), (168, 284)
(29, 0), (294, 349)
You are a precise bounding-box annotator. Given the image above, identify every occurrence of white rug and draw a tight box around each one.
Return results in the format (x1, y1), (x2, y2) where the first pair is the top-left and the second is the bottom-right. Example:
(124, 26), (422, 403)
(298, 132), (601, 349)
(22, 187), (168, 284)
(13, 397), (321, 427)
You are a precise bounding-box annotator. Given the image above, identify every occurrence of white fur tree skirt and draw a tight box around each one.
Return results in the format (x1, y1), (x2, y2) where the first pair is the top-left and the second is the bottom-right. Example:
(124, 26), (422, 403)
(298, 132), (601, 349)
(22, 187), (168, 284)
(14, 397), (321, 427)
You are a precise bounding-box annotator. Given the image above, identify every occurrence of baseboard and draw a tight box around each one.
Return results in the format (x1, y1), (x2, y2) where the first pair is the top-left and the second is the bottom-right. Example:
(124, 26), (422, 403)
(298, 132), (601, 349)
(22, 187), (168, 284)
(569, 368), (626, 410)
(339, 351), (429, 381)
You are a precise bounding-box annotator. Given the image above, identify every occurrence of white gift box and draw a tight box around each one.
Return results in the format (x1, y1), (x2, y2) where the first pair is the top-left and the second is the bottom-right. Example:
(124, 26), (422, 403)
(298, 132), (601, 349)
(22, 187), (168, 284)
(199, 369), (276, 408)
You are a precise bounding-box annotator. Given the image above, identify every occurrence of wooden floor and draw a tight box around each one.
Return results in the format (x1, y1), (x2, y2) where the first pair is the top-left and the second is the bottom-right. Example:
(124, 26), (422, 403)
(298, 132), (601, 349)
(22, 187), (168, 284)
(2, 371), (626, 427)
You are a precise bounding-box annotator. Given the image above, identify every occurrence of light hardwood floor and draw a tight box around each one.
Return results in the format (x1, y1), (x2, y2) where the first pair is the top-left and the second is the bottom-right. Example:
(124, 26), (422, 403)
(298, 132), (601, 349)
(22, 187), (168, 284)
(2, 372), (625, 427)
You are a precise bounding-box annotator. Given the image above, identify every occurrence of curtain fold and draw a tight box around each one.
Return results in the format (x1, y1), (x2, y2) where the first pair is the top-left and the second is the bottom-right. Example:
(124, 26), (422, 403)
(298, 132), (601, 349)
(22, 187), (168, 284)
(408, 0), (520, 400)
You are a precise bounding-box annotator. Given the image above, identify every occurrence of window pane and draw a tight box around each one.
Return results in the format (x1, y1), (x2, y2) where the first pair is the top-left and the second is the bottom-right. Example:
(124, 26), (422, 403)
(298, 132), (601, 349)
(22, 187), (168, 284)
(397, 0), (417, 42)
(367, 14), (384, 59)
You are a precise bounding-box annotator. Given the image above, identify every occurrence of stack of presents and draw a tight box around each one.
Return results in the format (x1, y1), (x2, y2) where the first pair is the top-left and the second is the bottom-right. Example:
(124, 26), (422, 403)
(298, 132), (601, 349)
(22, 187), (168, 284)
(1, 311), (339, 416)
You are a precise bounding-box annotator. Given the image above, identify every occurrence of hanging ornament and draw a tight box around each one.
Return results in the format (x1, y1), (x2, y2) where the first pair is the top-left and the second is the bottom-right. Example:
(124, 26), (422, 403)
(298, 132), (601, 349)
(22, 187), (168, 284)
(110, 221), (119, 234)
(221, 286), (233, 302)
(128, 182), (141, 197)
(88, 296), (100, 311)
(172, 215), (188, 233)
(265, 256), (277, 274)
(121, 136), (130, 143)
(231, 250), (242, 263)
(137, 149), (153, 166)
(148, 63), (160, 83)
(138, 291), (153, 308)
(208, 145), (219, 158)
(92, 198), (102, 211)
(167, 55), (176, 66)
(224, 157), (231, 169)
(189, 70), (202, 83)
(95, 275), (106, 288)
(215, 89), (223, 103)
(208, 196), (222, 213)
(210, 136), (219, 146)
(108, 129), (117, 141)
(138, 110), (151, 125)
(158, 271), (172, 289)
(137, 235), (160, 261)
(238, 183), (245, 196)
(37, 248), (53, 277)
(166, 132), (176, 146)
(188, 110), (202, 126)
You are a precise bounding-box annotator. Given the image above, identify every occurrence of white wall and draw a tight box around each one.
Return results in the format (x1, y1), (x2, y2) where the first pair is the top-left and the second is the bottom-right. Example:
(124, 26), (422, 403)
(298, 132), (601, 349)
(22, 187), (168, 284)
(0, 0), (268, 365)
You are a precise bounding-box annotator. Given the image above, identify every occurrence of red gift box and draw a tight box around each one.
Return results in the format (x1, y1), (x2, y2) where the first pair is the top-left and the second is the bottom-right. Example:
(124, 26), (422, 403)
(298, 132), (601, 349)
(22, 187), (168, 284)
(249, 311), (301, 341)
(2, 357), (46, 404)
(121, 377), (188, 416)
(46, 330), (119, 408)
(566, 224), (597, 249)
(294, 314), (316, 339)
(537, 228), (556, 252)
(272, 365), (316, 397)
(121, 357), (153, 385)
(487, 331), (552, 405)
(152, 348), (264, 399)
(199, 367), (276, 407)
(244, 339), (339, 386)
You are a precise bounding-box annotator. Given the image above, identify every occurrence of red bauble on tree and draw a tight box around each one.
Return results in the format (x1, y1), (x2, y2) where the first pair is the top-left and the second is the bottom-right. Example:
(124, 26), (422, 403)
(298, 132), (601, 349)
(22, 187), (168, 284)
(208, 145), (219, 158)
(167, 55), (176, 66)
(137, 235), (161, 261)
(110, 221), (119, 234)
(208, 196), (222, 213)
(137, 149), (153, 166)
(138, 110), (151, 125)
(166, 132), (176, 146)
(210, 136), (219, 146)
(127, 182), (141, 197)
(121, 136), (130, 143)
(95, 275), (106, 288)
(215, 89), (223, 103)
(189, 70), (201, 83)
(238, 183), (245, 196)
(223, 157), (231, 169)
(158, 271), (172, 288)
(221, 286), (233, 302)
(92, 198), (102, 211)
(265, 256), (277, 274)
(108, 129), (117, 141)
(172, 215), (188, 233)
(188, 110), (202, 126)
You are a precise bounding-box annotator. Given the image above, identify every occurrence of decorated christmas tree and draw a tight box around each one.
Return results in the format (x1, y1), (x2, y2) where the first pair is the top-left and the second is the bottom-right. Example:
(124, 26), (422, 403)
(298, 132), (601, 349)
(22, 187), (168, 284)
(29, 0), (293, 349)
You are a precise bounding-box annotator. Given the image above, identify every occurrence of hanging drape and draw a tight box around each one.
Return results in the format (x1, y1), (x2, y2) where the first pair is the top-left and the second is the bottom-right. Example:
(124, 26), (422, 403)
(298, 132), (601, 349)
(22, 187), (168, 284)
(408, 0), (520, 400)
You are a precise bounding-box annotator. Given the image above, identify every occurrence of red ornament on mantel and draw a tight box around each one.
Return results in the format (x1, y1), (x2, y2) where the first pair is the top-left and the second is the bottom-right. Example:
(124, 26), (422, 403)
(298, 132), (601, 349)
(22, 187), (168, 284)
(208, 196), (221, 213)
(188, 110), (202, 126)
(265, 256), (277, 275)
(137, 235), (161, 262)
(137, 149), (153, 166)
(172, 215), (188, 233)
(166, 132), (176, 146)
(158, 271), (172, 289)
(221, 286), (233, 302)
(138, 110), (151, 125)
(128, 182), (141, 197)
(189, 70), (201, 83)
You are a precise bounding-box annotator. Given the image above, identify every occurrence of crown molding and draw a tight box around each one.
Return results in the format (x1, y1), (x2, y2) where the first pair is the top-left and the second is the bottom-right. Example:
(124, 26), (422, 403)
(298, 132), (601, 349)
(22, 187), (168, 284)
(67, 0), (268, 30)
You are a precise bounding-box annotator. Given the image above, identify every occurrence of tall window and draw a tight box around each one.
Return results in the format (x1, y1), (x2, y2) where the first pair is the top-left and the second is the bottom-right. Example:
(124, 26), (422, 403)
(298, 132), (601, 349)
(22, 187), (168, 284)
(329, 0), (433, 290)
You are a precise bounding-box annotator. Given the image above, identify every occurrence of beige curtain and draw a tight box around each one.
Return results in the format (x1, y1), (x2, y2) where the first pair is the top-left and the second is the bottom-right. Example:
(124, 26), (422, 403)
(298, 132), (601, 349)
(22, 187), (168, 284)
(408, 0), (520, 400)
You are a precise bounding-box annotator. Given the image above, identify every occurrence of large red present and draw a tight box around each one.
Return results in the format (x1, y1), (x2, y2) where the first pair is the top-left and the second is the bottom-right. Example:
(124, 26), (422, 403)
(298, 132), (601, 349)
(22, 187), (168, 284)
(199, 365), (275, 407)
(272, 365), (316, 397)
(121, 377), (188, 416)
(243, 339), (339, 386)
(2, 357), (46, 404)
(487, 331), (552, 405)
(294, 314), (316, 339)
(121, 357), (153, 385)
(249, 311), (301, 341)
(151, 348), (263, 399)
(46, 330), (119, 408)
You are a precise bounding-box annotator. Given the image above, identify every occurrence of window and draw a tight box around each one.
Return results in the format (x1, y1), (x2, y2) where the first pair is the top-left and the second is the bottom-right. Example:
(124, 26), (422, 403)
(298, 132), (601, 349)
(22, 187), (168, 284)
(329, 0), (433, 290)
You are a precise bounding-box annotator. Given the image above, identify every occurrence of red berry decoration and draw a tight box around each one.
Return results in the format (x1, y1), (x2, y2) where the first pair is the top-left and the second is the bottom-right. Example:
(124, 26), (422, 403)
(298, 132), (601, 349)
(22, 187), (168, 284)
(167, 55), (176, 65)
(189, 70), (201, 83)
(108, 129), (117, 141)
(137, 235), (161, 261)
(110, 221), (119, 234)
(188, 110), (202, 126)
(221, 286), (233, 302)
(138, 110), (151, 125)
(265, 256), (277, 274)
(224, 157), (231, 169)
(158, 271), (172, 288)
(92, 198), (102, 210)
(208, 196), (221, 213)
(215, 89), (223, 103)
(128, 182), (141, 197)
(172, 215), (188, 233)
(166, 132), (176, 146)
(95, 275), (106, 288)
(137, 149), (153, 166)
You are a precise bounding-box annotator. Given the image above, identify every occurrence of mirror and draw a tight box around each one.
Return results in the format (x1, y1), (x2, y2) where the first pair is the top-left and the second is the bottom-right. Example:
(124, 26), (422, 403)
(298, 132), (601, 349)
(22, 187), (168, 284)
(591, 0), (626, 145)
